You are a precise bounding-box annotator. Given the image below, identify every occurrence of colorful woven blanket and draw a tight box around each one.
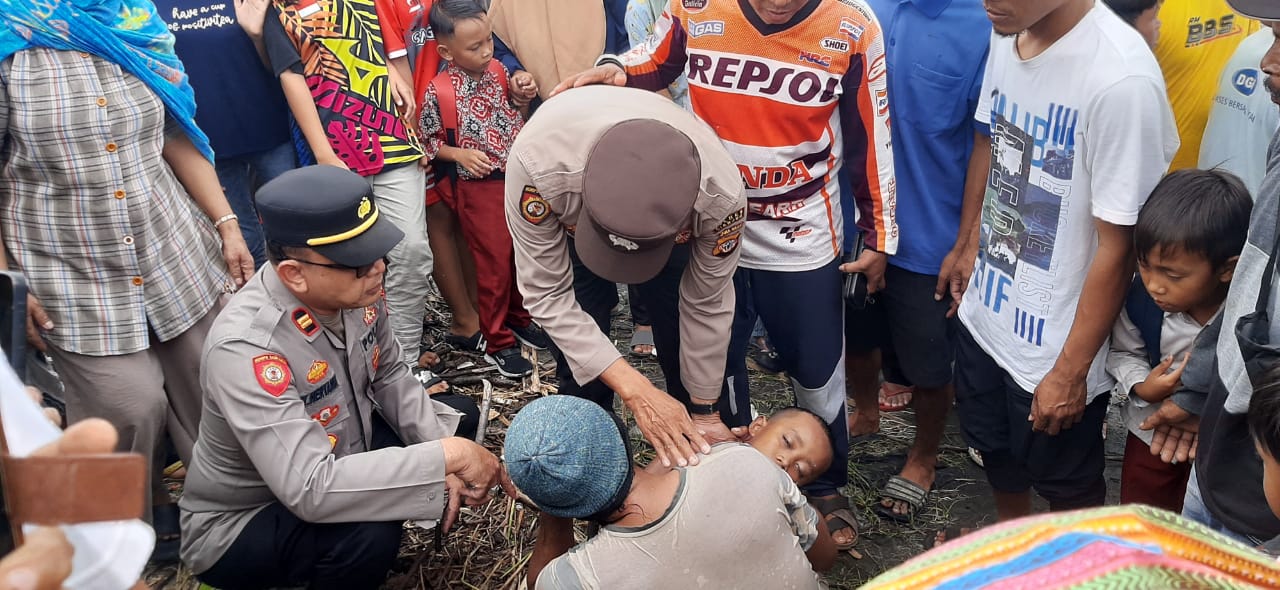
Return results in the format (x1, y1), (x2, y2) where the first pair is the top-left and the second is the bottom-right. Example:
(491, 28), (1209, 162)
(863, 506), (1280, 589)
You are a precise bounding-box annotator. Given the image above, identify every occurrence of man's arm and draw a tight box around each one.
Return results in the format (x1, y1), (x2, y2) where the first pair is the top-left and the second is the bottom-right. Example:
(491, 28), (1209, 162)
(261, 7), (345, 169)
(676, 197), (746, 437)
(1031, 219), (1133, 435)
(835, 17), (896, 293)
(551, 1), (686, 95)
(935, 131), (990, 317)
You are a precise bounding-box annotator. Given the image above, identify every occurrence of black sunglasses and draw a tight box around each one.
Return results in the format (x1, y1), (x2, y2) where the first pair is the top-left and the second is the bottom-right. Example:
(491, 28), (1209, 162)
(285, 256), (390, 278)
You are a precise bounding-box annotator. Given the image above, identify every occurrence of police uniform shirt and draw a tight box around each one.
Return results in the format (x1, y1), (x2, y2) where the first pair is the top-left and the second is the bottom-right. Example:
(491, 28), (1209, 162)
(504, 86), (747, 401)
(179, 267), (461, 574)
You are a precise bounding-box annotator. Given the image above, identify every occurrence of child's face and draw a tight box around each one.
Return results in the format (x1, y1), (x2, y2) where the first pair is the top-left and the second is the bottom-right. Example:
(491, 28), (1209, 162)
(1134, 1), (1162, 49)
(438, 15), (494, 76)
(1138, 245), (1234, 316)
(746, 412), (833, 486)
(1256, 441), (1280, 520)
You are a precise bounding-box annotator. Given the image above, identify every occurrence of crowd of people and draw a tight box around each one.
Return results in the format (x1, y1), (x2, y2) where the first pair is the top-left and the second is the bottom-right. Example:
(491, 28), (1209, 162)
(7, 0), (1280, 587)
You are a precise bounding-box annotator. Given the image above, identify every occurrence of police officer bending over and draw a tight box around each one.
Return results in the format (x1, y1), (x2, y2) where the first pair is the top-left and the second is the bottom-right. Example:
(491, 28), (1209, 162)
(179, 166), (514, 590)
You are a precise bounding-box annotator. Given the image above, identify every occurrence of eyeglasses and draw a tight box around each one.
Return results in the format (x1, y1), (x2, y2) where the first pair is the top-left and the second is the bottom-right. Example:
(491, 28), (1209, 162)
(285, 256), (389, 278)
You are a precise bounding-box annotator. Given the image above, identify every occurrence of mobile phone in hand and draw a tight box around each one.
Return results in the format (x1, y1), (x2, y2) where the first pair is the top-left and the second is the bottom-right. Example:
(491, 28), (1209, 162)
(843, 233), (868, 309)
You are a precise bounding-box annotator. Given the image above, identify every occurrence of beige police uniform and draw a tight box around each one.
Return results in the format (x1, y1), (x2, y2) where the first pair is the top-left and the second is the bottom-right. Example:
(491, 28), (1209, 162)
(179, 268), (461, 574)
(504, 85), (746, 401)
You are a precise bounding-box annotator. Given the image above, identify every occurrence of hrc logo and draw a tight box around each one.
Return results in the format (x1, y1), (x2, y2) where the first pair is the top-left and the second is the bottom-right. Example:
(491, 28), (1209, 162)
(689, 19), (724, 37)
(797, 51), (832, 68)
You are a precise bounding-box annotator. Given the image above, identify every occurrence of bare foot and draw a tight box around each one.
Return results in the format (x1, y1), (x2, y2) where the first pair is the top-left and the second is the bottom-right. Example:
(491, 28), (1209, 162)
(930, 527), (974, 549)
(847, 408), (880, 438)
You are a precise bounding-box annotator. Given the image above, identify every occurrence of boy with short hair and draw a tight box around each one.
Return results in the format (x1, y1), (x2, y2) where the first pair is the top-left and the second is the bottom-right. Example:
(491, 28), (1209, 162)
(419, 0), (543, 378)
(505, 396), (836, 589)
(1107, 168), (1252, 512)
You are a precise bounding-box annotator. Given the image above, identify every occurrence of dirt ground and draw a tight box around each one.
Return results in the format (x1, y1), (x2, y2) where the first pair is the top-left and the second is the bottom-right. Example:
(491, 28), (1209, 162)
(148, 291), (1125, 589)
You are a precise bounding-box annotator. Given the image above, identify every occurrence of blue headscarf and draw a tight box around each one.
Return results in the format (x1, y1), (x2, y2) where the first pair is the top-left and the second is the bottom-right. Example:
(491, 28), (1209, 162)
(0, 0), (213, 162)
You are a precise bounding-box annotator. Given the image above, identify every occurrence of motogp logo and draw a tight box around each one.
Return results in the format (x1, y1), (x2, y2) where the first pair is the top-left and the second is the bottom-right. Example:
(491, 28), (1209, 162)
(1233, 68), (1259, 96)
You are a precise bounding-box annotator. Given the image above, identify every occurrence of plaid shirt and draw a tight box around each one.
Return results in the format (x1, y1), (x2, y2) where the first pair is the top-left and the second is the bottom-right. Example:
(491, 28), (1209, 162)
(0, 48), (231, 356)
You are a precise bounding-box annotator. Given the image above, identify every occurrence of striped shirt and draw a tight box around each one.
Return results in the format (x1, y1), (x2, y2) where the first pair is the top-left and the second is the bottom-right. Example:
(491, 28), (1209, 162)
(0, 48), (230, 356)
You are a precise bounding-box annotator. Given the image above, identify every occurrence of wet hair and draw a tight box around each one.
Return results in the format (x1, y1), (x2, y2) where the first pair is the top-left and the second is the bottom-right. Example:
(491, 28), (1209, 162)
(772, 406), (834, 441)
(1103, 0), (1159, 27)
(429, 0), (487, 40)
(1250, 363), (1280, 461)
(1135, 169), (1253, 271)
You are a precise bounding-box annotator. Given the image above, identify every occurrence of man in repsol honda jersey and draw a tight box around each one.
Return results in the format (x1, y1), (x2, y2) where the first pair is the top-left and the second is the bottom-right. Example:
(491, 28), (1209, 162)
(555, 0), (897, 549)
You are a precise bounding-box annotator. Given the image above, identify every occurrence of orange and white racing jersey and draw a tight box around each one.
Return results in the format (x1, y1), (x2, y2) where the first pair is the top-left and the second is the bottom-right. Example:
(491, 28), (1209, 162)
(619, 0), (897, 271)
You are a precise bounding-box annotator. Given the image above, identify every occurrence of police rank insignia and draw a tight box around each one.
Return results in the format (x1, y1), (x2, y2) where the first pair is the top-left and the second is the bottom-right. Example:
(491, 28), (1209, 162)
(520, 185), (549, 224)
(253, 353), (292, 397)
(363, 305), (377, 326)
(306, 360), (330, 384)
(293, 308), (319, 337)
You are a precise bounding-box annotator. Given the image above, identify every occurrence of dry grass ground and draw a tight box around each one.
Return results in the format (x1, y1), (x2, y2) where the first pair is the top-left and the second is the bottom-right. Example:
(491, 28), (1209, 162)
(148, 290), (1123, 589)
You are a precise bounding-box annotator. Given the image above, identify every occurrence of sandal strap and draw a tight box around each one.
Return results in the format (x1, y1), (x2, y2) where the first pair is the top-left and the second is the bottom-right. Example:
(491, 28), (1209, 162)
(882, 475), (928, 508)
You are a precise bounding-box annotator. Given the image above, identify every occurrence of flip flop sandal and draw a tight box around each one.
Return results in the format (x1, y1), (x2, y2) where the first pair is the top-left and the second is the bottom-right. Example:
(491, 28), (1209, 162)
(629, 328), (657, 358)
(877, 382), (915, 412)
(968, 447), (985, 468)
(874, 475), (929, 523)
(444, 330), (486, 354)
(808, 494), (860, 551)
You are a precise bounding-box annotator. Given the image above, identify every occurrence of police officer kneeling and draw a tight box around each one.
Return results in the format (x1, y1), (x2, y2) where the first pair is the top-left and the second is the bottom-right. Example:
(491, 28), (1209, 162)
(179, 166), (513, 590)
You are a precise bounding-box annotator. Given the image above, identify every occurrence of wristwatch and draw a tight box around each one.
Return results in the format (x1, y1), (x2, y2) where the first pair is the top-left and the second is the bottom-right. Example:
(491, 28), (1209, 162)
(687, 401), (718, 415)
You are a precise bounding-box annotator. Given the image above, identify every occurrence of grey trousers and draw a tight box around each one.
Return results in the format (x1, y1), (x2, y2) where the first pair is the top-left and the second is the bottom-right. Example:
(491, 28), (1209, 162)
(47, 301), (221, 510)
(368, 163), (432, 365)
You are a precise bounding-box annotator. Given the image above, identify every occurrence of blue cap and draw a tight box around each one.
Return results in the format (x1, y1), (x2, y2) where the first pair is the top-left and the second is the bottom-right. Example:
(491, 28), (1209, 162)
(503, 396), (631, 519)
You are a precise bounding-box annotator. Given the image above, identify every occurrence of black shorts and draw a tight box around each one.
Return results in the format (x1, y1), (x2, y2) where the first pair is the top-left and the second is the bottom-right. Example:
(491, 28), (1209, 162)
(843, 264), (955, 389)
(953, 323), (1109, 510)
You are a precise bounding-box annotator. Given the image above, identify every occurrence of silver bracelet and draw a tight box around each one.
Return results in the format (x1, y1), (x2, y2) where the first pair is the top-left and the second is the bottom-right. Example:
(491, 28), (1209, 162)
(213, 213), (239, 229)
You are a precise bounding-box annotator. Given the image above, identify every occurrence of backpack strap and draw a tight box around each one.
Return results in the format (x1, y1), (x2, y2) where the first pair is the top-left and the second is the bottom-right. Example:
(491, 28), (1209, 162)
(489, 58), (509, 97)
(1123, 274), (1165, 368)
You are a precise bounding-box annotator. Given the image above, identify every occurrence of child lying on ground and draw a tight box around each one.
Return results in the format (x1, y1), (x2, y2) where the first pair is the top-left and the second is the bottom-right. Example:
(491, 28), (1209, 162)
(505, 397), (837, 589)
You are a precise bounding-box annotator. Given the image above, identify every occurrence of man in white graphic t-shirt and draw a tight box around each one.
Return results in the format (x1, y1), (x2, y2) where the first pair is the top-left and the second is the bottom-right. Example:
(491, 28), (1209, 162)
(940, 0), (1179, 524)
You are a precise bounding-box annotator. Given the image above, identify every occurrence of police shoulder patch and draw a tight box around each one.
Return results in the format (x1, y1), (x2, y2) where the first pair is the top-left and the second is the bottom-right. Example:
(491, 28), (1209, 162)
(519, 185), (550, 224)
(253, 353), (292, 397)
(292, 308), (319, 337)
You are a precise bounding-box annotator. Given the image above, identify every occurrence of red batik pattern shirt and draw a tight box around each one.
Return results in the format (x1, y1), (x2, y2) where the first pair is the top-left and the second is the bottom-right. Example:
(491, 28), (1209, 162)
(419, 62), (524, 181)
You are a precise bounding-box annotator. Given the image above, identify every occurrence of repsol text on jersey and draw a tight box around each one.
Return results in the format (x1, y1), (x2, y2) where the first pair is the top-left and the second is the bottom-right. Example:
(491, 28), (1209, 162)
(687, 54), (841, 104)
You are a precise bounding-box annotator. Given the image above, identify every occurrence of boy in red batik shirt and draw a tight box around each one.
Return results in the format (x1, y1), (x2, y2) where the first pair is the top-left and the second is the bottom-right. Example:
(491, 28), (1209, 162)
(420, 0), (543, 378)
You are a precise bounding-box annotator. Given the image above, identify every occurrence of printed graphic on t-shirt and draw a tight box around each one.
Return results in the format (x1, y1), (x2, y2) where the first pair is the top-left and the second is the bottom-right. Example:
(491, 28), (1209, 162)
(279, 0), (421, 175)
(973, 88), (1080, 347)
(1181, 13), (1242, 48)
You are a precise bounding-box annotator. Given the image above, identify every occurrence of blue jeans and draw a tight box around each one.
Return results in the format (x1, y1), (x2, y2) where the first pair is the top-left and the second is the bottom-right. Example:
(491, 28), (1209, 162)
(214, 142), (296, 267)
(1182, 468), (1265, 546)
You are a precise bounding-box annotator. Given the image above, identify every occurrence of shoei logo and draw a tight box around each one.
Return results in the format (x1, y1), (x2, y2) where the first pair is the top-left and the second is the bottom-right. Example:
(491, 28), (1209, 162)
(608, 234), (640, 251)
(821, 37), (850, 53)
(689, 19), (724, 37)
(1233, 68), (1260, 96)
(682, 0), (707, 10)
(357, 196), (372, 219)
